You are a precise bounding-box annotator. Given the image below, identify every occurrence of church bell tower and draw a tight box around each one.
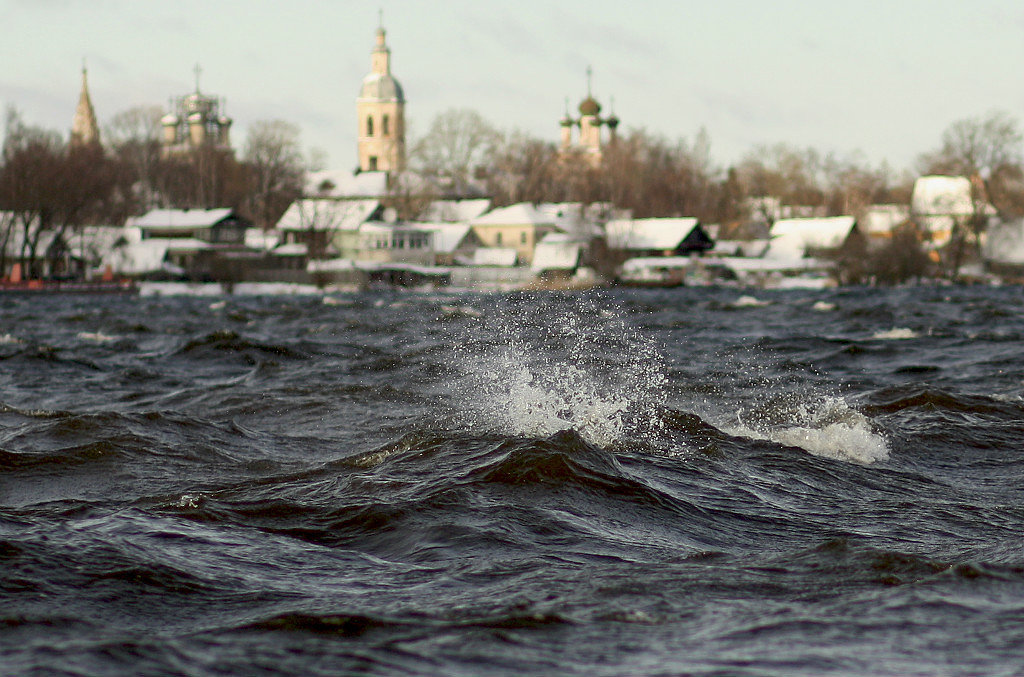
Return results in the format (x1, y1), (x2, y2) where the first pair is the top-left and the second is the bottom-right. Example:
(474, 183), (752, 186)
(356, 17), (406, 173)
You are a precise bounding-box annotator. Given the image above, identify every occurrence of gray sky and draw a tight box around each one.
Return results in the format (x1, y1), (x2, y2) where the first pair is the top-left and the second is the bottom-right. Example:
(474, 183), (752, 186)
(2, 0), (1022, 173)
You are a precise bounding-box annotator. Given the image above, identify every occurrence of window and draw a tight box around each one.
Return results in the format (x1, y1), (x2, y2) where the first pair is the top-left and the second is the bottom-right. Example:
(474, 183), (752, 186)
(369, 156), (378, 170)
(496, 232), (502, 245)
(521, 231), (527, 244)
(382, 114), (390, 136)
(366, 116), (374, 137)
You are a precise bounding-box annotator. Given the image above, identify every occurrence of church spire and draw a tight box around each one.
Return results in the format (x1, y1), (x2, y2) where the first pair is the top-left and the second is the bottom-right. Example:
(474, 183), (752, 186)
(372, 17), (391, 75)
(70, 62), (101, 149)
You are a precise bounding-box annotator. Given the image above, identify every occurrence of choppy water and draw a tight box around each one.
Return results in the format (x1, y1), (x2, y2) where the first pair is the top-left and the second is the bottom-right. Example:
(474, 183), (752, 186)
(3, 285), (1024, 676)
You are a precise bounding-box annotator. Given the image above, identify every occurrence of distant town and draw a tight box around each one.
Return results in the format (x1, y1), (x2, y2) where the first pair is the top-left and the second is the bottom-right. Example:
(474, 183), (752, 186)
(2, 22), (1023, 292)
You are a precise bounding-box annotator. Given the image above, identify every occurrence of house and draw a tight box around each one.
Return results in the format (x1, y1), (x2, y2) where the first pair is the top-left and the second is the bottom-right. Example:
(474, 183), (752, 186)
(128, 208), (248, 244)
(356, 222), (434, 266)
(353, 222), (449, 287)
(860, 204), (910, 246)
(274, 199), (380, 259)
(910, 175), (974, 247)
(604, 217), (714, 256)
(470, 203), (559, 265)
(123, 208), (252, 279)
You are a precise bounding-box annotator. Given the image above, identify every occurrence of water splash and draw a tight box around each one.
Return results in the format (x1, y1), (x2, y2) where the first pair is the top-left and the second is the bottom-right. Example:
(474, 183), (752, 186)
(445, 294), (667, 447)
(726, 395), (889, 464)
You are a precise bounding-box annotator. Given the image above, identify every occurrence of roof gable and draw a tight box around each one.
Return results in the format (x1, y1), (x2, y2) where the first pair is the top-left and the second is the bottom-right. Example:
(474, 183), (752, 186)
(911, 175), (973, 217)
(471, 203), (554, 227)
(128, 208), (235, 230)
(605, 217), (702, 250)
(765, 216), (857, 260)
(275, 199), (379, 231)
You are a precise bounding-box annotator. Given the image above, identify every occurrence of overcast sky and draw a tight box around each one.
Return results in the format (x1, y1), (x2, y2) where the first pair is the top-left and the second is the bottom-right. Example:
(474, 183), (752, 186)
(2, 0), (1022, 174)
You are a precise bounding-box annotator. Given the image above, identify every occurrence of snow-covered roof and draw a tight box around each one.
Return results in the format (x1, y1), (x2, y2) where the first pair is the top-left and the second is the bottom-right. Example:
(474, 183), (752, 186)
(472, 247), (518, 266)
(420, 223), (475, 253)
(275, 199), (379, 232)
(127, 208), (234, 230)
(419, 199), (492, 222)
(358, 222), (433, 236)
(911, 176), (973, 217)
(765, 216), (857, 260)
(306, 170), (389, 198)
(536, 202), (612, 236)
(605, 217), (701, 250)
(471, 202), (555, 227)
(532, 239), (582, 271)
(861, 204), (910, 235)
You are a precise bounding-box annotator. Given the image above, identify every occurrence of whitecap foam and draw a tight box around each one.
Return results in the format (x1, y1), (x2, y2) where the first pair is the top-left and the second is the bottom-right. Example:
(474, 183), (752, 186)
(873, 327), (917, 340)
(0, 334), (24, 345)
(731, 295), (771, 308)
(77, 331), (117, 343)
(725, 396), (889, 465)
(812, 301), (836, 312)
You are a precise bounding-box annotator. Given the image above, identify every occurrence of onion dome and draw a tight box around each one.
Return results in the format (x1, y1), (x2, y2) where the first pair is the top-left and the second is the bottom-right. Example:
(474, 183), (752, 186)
(161, 113), (179, 126)
(578, 96), (601, 116)
(184, 92), (214, 115)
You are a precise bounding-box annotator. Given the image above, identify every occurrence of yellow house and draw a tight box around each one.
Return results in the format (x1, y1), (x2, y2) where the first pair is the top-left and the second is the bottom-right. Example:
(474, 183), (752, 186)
(469, 203), (558, 265)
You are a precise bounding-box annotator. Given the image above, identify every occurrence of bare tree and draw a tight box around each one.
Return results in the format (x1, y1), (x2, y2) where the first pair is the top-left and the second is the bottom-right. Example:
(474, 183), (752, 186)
(919, 111), (1023, 180)
(105, 105), (164, 216)
(736, 144), (825, 211)
(410, 108), (500, 194)
(0, 107), (118, 278)
(0, 108), (65, 277)
(485, 131), (559, 206)
(243, 120), (305, 229)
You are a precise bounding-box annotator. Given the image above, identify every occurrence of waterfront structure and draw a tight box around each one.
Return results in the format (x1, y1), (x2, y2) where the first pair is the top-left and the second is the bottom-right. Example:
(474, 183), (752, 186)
(357, 21), (406, 174)
(160, 66), (233, 157)
(559, 67), (619, 164)
(70, 65), (101, 149)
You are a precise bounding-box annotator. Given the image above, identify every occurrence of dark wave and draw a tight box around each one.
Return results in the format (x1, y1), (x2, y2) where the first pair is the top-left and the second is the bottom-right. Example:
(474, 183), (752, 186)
(176, 329), (309, 361)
